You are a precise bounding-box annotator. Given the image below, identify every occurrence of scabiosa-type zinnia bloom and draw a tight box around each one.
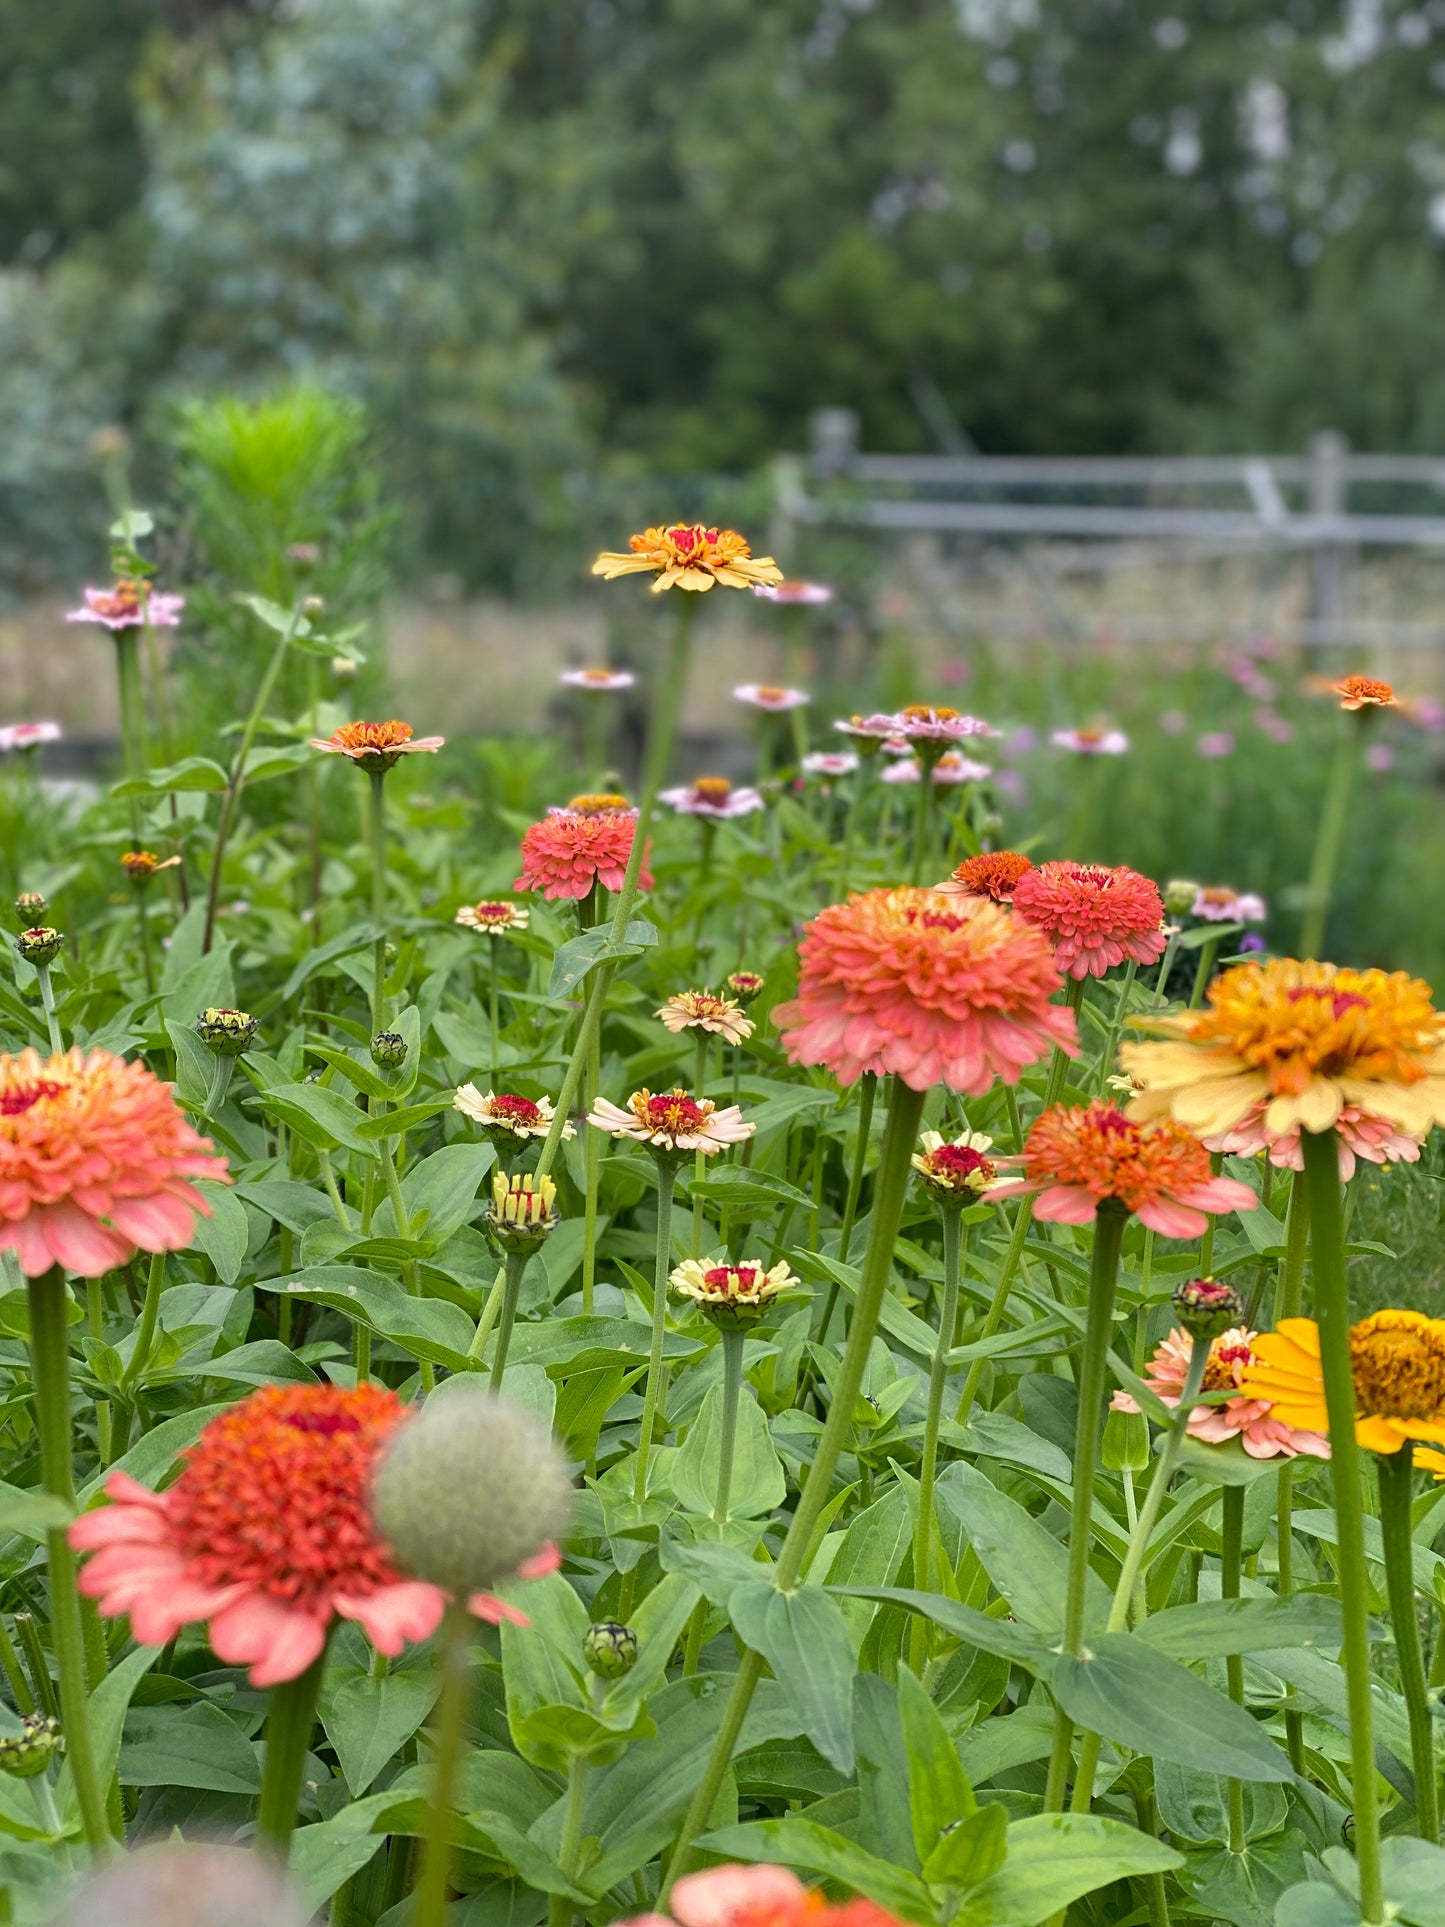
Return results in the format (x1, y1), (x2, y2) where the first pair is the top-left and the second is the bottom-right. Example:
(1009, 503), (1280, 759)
(621, 1863), (906, 1927)
(1192, 886), (1267, 924)
(308, 720), (445, 771)
(1111, 1324), (1330, 1460)
(588, 1089), (755, 1156)
(1121, 957), (1445, 1141)
(0, 722), (62, 752)
(560, 666), (636, 691)
(657, 989), (755, 1046)
(939, 849), (1035, 904)
(455, 898), (529, 934)
(1205, 1099), (1426, 1180)
(1053, 726), (1128, 755)
(70, 1384), (449, 1685)
(989, 1100), (1257, 1238)
(734, 684), (809, 712)
(1243, 1311), (1445, 1455)
(911, 1130), (998, 1197)
(658, 776), (765, 820)
(453, 1088), (572, 1144)
(1334, 675), (1397, 712)
(1012, 861), (1168, 980)
(592, 524), (783, 594)
(515, 811), (653, 901)
(754, 580), (833, 605)
(0, 1048), (225, 1276)
(670, 1257), (797, 1327)
(772, 887), (1078, 1093)
(801, 751), (859, 778)
(65, 580), (184, 631)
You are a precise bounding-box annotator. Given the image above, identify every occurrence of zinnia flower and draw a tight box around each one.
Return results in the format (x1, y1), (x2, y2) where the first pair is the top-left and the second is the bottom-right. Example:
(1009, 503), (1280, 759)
(515, 812), (652, 901)
(754, 581), (833, 605)
(554, 792), (636, 817)
(772, 887), (1077, 1093)
(657, 990), (755, 1046)
(1111, 1326), (1329, 1460)
(939, 850), (1034, 903)
(70, 1385), (450, 1686)
(0, 1048), (225, 1276)
(0, 723), (62, 752)
(453, 1088), (572, 1143)
(833, 713), (904, 749)
(620, 1863), (903, 1927)
(1334, 675), (1396, 712)
(658, 777), (764, 820)
(120, 851), (182, 883)
(911, 1130), (998, 1197)
(893, 704), (995, 745)
(879, 752), (991, 785)
(726, 971), (766, 1005)
(989, 1100), (1257, 1237)
(1243, 1311), (1445, 1455)
(734, 684), (809, 712)
(560, 667), (635, 691)
(309, 721), (444, 771)
(801, 751), (859, 778)
(1205, 1099), (1424, 1180)
(670, 1257), (796, 1323)
(1012, 862), (1167, 980)
(592, 525), (782, 594)
(1196, 733), (1235, 759)
(66, 581), (184, 631)
(1120, 957), (1445, 1141)
(1192, 887), (1267, 924)
(588, 1090), (754, 1156)
(455, 900), (529, 934)
(1052, 727), (1128, 755)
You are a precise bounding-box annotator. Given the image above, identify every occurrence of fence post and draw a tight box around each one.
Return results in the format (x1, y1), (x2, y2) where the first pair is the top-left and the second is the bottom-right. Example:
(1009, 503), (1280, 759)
(1307, 429), (1349, 651)
(808, 408), (860, 478)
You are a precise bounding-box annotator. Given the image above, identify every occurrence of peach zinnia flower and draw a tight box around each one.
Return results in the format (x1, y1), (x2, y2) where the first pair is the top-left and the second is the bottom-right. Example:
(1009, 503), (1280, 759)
(1012, 861), (1168, 980)
(1121, 957), (1445, 1141)
(1333, 675), (1396, 712)
(990, 1100), (1256, 1237)
(66, 581), (184, 631)
(1111, 1325), (1329, 1460)
(592, 524), (782, 594)
(1243, 1311), (1445, 1456)
(939, 850), (1034, 903)
(515, 812), (652, 901)
(657, 990), (755, 1045)
(772, 887), (1077, 1093)
(620, 1863), (905, 1927)
(1205, 1099), (1425, 1180)
(309, 720), (445, 771)
(0, 1048), (225, 1277)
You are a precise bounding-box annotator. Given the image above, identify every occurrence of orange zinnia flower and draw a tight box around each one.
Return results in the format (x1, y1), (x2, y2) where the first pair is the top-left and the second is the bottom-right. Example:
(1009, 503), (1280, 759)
(515, 812), (653, 901)
(1012, 861), (1168, 980)
(1243, 1311), (1445, 1456)
(0, 1048), (224, 1277)
(772, 887), (1077, 1093)
(309, 720), (445, 771)
(939, 850), (1035, 903)
(1333, 675), (1396, 712)
(591, 524), (783, 594)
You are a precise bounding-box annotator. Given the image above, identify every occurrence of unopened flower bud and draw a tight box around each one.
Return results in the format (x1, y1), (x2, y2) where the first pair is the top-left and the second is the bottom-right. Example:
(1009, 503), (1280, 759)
(15, 927), (60, 965)
(88, 424), (131, 465)
(370, 1031), (407, 1070)
(331, 655), (359, 684)
(302, 595), (326, 618)
(0, 1713), (63, 1778)
(1164, 878), (1202, 917)
(978, 811), (1005, 839)
(1172, 1277), (1244, 1340)
(371, 1387), (573, 1598)
(14, 892), (46, 922)
(196, 1008), (258, 1057)
(725, 971), (765, 1007)
(287, 541), (321, 575)
(583, 1619), (638, 1679)
(486, 1170), (559, 1254)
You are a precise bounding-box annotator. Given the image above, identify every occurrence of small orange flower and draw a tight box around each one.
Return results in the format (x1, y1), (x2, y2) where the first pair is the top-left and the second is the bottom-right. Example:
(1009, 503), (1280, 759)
(309, 720), (445, 771)
(939, 850), (1035, 903)
(591, 524), (783, 594)
(119, 851), (181, 882)
(1333, 675), (1396, 712)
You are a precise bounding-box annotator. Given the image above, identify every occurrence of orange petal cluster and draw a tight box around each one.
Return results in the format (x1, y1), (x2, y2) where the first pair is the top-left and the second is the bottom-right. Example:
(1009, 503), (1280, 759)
(939, 850), (1034, 903)
(591, 524), (782, 594)
(515, 812), (653, 901)
(309, 720), (445, 769)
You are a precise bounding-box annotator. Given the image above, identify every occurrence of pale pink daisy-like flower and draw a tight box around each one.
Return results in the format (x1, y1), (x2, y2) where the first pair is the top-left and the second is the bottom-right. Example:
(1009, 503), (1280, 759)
(801, 751), (859, 778)
(560, 666), (635, 691)
(1196, 732), (1235, 759)
(833, 713), (904, 746)
(588, 1090), (754, 1155)
(892, 705), (996, 745)
(754, 581), (833, 606)
(0, 723), (62, 751)
(66, 581), (184, 631)
(1111, 1326), (1330, 1460)
(453, 1088), (573, 1143)
(657, 990), (755, 1045)
(733, 684), (809, 712)
(1012, 861), (1168, 980)
(1191, 887), (1267, 924)
(880, 751), (991, 786)
(1053, 727), (1128, 755)
(658, 777), (765, 819)
(1205, 1100), (1425, 1181)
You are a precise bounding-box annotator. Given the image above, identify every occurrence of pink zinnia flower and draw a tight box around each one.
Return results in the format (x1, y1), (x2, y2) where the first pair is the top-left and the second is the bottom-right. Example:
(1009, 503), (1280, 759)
(772, 887), (1077, 1093)
(1253, 707), (1295, 745)
(658, 777), (764, 820)
(1012, 861), (1168, 980)
(1191, 887), (1267, 924)
(0, 1048), (225, 1277)
(620, 1862), (905, 1927)
(560, 666), (635, 691)
(801, 751), (859, 778)
(754, 581), (833, 606)
(833, 713), (904, 747)
(309, 720), (444, 770)
(733, 684), (809, 712)
(0, 722), (62, 751)
(1205, 1099), (1426, 1181)
(892, 704), (996, 744)
(1053, 727), (1127, 755)
(880, 752), (991, 785)
(66, 581), (184, 631)
(990, 1100), (1257, 1238)
(1111, 1326), (1330, 1460)
(1196, 732), (1235, 759)
(516, 812), (652, 901)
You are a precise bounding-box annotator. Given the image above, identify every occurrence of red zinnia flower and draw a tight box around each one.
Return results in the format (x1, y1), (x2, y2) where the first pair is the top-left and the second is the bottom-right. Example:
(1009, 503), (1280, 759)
(515, 812), (653, 901)
(1012, 861), (1168, 979)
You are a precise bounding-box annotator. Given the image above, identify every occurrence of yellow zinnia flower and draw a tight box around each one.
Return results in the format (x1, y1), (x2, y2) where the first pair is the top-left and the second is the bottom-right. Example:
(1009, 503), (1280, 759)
(591, 524), (783, 594)
(1120, 956), (1445, 1141)
(1243, 1311), (1445, 1455)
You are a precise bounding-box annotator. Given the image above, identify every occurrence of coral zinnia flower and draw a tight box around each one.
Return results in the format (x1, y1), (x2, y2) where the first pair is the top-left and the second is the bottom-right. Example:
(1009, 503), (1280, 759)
(309, 720), (445, 771)
(515, 812), (652, 901)
(455, 899), (529, 934)
(1121, 957), (1445, 1141)
(772, 887), (1077, 1093)
(657, 990), (755, 1045)
(453, 1088), (572, 1143)
(1012, 861), (1168, 980)
(1205, 1098), (1425, 1180)
(990, 1100), (1256, 1237)
(0, 1048), (225, 1277)
(621, 1863), (904, 1927)
(659, 776), (765, 819)
(1111, 1326), (1330, 1460)
(66, 581), (184, 631)
(1243, 1311), (1445, 1455)
(592, 525), (782, 594)
(588, 1090), (754, 1155)
(940, 850), (1034, 904)
(1333, 675), (1396, 712)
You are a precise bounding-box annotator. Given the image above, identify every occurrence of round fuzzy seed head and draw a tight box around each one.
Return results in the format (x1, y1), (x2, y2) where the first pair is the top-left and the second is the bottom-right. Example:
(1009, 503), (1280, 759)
(370, 1388), (573, 1597)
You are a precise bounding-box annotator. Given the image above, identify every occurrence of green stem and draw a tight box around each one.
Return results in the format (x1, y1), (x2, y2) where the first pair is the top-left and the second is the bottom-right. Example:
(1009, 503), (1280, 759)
(662, 1079), (927, 1894)
(714, 1329), (745, 1523)
(1380, 1444), (1439, 1841)
(1301, 721), (1360, 959)
(0, 1615), (35, 1714)
(135, 889), (155, 996)
(1301, 1125), (1383, 1922)
(27, 1271), (109, 1857)
(1221, 1485), (1247, 1853)
(112, 631), (146, 842)
(35, 964), (62, 1056)
(955, 1196), (1034, 1426)
(1275, 1172), (1309, 1771)
(369, 767), (388, 1034)
(255, 1653), (325, 1858)
(489, 934), (500, 1086)
(631, 1162), (677, 1502)
(910, 1208), (964, 1673)
(909, 769), (933, 886)
(548, 1751), (590, 1927)
(1042, 979), (1086, 1113)
(1094, 961), (1137, 1093)
(468, 1266), (507, 1364)
(836, 762), (870, 898)
(489, 1249), (530, 1391)
(1188, 936), (1223, 1011)
(1043, 1198), (1128, 1814)
(582, 1020), (601, 1317)
(691, 1032), (708, 1259)
(414, 1603), (473, 1927)
(838, 1071), (876, 1268)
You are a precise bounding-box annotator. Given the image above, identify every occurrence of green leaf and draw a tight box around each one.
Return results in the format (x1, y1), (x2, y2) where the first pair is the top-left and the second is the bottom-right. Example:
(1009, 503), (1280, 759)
(320, 1666), (440, 1796)
(166, 1018), (216, 1111)
(190, 1178), (251, 1285)
(119, 1703), (261, 1792)
(275, 1266), (476, 1370)
(898, 1662), (975, 1864)
(824, 1488), (912, 1644)
(828, 1586), (1054, 1671)
(688, 1170), (816, 1213)
(1137, 1593), (1344, 1660)
(390, 1142), (495, 1243)
(112, 756), (229, 798)
(0, 1480), (73, 1542)
(80, 1403), (233, 1503)
(276, 921), (384, 1003)
(697, 1817), (933, 1923)
(58, 1645), (158, 1827)
(260, 1081), (379, 1156)
(288, 1791), (404, 1913)
(924, 1801), (1007, 1888)
(853, 1673), (919, 1871)
(959, 1814), (1183, 1927)
(729, 1583), (858, 1773)
(548, 919), (657, 1000)
(939, 1462), (1112, 1637)
(669, 1383), (785, 1520)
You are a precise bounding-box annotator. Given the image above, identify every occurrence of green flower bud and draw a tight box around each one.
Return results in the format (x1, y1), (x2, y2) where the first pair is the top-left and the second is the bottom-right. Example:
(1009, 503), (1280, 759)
(196, 1008), (258, 1057)
(371, 1387), (573, 1599)
(0, 1713), (62, 1778)
(1102, 1406), (1151, 1473)
(331, 656), (359, 684)
(15, 927), (61, 965)
(583, 1619), (638, 1680)
(485, 1171), (559, 1255)
(370, 1031), (407, 1070)
(1163, 878), (1201, 917)
(1171, 1277), (1244, 1341)
(14, 892), (46, 923)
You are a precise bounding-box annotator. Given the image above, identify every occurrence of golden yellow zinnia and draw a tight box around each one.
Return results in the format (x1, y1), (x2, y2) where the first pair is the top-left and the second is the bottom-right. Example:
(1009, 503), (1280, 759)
(1243, 1311), (1445, 1454)
(591, 524), (783, 594)
(1120, 956), (1445, 1141)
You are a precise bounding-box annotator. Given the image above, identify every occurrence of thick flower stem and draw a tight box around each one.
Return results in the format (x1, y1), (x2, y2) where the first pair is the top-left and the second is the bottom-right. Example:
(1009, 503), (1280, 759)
(955, 1195), (1035, 1425)
(691, 1032), (708, 1258)
(369, 768), (389, 1033)
(1301, 722), (1360, 961)
(1042, 979), (1086, 1114)
(582, 1019), (601, 1317)
(836, 762), (871, 898)
(1379, 1443), (1439, 1841)
(488, 1249), (530, 1391)
(547, 1751), (590, 1927)
(1043, 1197), (1128, 1814)
(27, 1271), (109, 1858)
(1220, 1485), (1248, 1853)
(1301, 1125), (1383, 1923)
(909, 770), (934, 886)
(1188, 937), (1223, 1011)
(1094, 961), (1137, 1094)
(632, 1163), (677, 1504)
(662, 1079), (927, 1895)
(415, 1603), (473, 1927)
(256, 1651), (325, 1858)
(489, 934), (501, 1086)
(112, 631), (147, 842)
(910, 1208), (964, 1674)
(713, 1328), (745, 1523)
(797, 1072), (877, 1412)
(35, 963), (63, 1056)
(1275, 1173), (1310, 1772)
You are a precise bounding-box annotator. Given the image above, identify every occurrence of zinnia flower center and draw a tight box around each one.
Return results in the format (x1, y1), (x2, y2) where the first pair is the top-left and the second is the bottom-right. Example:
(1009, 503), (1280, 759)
(1349, 1312), (1445, 1420)
(1193, 961), (1438, 1094)
(580, 668), (618, 683)
(471, 902), (512, 923)
(645, 1092), (706, 1133)
(168, 1385), (407, 1609)
(692, 777), (733, 804)
(1203, 1339), (1255, 1391)
(567, 792), (631, 815)
(0, 1080), (63, 1119)
(952, 851), (1034, 901)
(900, 704), (960, 723)
(755, 686), (787, 703)
(94, 580), (147, 619)
(1336, 675), (1395, 706)
(334, 721), (413, 754)
(703, 1266), (758, 1293)
(490, 1094), (542, 1126)
(930, 1144), (994, 1181)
